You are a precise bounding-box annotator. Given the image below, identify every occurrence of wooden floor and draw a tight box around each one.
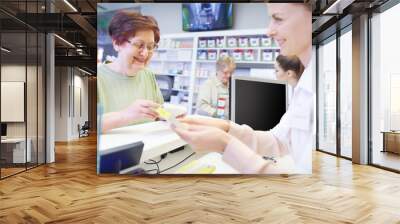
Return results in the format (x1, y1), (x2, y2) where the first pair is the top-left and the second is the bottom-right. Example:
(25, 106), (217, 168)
(373, 150), (400, 171)
(1, 167), (26, 178)
(1, 135), (400, 223)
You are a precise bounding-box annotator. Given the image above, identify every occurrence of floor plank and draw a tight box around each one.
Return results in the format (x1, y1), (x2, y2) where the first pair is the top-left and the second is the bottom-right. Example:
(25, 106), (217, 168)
(0, 135), (400, 223)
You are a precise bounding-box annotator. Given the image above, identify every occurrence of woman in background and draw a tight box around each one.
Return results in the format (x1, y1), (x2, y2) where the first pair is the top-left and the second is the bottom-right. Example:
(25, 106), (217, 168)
(196, 56), (236, 120)
(98, 11), (164, 132)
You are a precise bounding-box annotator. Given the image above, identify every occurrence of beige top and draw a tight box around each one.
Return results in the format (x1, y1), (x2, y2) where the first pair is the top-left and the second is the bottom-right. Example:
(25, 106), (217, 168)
(196, 76), (229, 119)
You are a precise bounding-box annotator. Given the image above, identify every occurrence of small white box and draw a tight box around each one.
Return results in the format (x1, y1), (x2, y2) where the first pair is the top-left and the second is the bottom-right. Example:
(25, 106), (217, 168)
(227, 37), (237, 47)
(207, 39), (216, 48)
(262, 50), (273, 61)
(219, 50), (229, 58)
(232, 51), (243, 61)
(238, 37), (249, 47)
(249, 37), (260, 47)
(244, 50), (255, 61)
(216, 38), (225, 48)
(198, 51), (207, 60)
(208, 51), (217, 60)
(261, 37), (272, 47)
(199, 40), (207, 48)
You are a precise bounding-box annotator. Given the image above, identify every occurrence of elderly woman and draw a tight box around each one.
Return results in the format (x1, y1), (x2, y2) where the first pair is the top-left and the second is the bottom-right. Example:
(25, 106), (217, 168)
(172, 3), (314, 174)
(196, 56), (236, 120)
(98, 11), (164, 132)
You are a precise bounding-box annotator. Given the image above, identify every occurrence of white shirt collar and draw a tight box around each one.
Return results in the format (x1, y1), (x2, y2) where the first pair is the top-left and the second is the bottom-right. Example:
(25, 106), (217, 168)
(294, 64), (313, 94)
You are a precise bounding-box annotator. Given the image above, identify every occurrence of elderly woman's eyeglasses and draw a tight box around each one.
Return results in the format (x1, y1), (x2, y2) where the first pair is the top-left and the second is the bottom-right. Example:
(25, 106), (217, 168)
(127, 40), (158, 52)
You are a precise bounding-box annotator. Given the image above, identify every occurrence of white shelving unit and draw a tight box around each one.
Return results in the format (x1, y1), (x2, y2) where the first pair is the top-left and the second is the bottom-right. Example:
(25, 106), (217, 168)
(149, 29), (280, 114)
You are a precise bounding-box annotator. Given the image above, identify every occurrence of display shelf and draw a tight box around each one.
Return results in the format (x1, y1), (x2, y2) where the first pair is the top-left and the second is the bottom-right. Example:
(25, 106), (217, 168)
(197, 47), (280, 50)
(196, 60), (216, 63)
(150, 29), (279, 115)
(152, 59), (192, 63)
(157, 48), (192, 51)
(197, 60), (274, 64)
(156, 73), (193, 78)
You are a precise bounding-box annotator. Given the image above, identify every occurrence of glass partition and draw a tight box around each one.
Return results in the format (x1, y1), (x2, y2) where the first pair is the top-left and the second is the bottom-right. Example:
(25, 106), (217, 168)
(317, 36), (337, 155)
(339, 28), (352, 158)
(0, 0), (46, 179)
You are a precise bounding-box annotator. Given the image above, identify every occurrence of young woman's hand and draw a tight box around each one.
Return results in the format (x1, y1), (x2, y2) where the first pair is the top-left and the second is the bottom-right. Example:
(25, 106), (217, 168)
(122, 99), (160, 122)
(178, 115), (230, 132)
(171, 123), (231, 153)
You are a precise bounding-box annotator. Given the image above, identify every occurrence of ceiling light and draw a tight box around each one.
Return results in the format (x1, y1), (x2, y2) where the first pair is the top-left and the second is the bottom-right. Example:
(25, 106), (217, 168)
(323, 0), (355, 15)
(54, 34), (75, 48)
(1, 47), (11, 53)
(78, 68), (92, 76)
(63, 0), (78, 12)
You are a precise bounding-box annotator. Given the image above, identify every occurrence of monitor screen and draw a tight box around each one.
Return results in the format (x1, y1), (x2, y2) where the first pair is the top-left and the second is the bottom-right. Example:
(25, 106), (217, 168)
(99, 141), (144, 174)
(1, 123), (6, 137)
(232, 78), (287, 131)
(182, 3), (233, 32)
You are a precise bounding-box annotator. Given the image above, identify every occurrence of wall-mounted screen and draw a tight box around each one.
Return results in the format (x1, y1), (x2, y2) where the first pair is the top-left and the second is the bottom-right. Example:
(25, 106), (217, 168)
(182, 3), (233, 32)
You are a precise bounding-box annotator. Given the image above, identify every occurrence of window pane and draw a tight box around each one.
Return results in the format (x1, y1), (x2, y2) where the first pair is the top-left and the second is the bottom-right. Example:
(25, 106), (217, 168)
(340, 29), (352, 158)
(318, 38), (337, 154)
(371, 3), (400, 171)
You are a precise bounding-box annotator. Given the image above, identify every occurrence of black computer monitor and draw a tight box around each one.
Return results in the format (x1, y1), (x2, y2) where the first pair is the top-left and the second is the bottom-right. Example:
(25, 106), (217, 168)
(1, 123), (7, 137)
(99, 141), (144, 174)
(231, 76), (287, 131)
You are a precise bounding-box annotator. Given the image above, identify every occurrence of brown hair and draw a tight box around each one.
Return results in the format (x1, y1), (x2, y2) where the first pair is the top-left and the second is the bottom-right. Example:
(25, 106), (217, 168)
(303, 1), (313, 11)
(276, 55), (305, 79)
(108, 11), (160, 46)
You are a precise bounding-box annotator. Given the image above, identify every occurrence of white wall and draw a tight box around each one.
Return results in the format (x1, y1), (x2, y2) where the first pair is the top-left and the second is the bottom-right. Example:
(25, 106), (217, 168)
(54, 67), (89, 141)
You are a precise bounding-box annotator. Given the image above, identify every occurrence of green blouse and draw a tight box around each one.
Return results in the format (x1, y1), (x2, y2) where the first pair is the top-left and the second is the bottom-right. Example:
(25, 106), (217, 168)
(97, 64), (164, 125)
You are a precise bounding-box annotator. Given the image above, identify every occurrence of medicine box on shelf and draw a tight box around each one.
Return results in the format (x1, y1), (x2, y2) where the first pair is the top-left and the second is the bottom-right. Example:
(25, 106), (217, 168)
(262, 49), (274, 61)
(207, 39), (216, 48)
(238, 37), (249, 47)
(216, 37), (225, 48)
(249, 36), (260, 47)
(199, 39), (207, 48)
(208, 50), (217, 60)
(227, 37), (237, 47)
(261, 37), (272, 47)
(244, 49), (256, 61)
(232, 50), (243, 61)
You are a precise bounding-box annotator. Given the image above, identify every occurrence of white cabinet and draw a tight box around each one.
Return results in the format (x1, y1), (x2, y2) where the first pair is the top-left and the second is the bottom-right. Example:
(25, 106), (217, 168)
(1, 138), (32, 163)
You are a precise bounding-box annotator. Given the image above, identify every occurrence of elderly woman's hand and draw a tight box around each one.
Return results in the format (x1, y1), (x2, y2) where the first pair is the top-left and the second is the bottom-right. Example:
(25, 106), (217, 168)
(122, 99), (160, 122)
(171, 123), (231, 153)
